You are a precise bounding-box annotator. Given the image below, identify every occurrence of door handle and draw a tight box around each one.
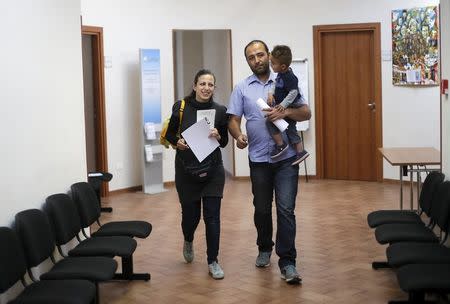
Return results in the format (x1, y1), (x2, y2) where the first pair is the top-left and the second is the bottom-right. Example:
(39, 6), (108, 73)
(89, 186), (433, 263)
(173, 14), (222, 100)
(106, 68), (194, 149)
(367, 102), (376, 110)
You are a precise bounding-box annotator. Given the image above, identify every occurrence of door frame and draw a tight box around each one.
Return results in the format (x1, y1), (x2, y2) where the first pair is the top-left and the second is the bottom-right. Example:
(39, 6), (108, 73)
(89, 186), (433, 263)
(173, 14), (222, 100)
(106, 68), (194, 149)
(82, 25), (109, 196)
(313, 23), (383, 182)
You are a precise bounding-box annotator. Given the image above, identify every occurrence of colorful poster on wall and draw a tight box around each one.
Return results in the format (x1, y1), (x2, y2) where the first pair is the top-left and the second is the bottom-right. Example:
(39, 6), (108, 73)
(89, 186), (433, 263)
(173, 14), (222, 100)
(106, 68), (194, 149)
(392, 6), (439, 86)
(140, 49), (161, 123)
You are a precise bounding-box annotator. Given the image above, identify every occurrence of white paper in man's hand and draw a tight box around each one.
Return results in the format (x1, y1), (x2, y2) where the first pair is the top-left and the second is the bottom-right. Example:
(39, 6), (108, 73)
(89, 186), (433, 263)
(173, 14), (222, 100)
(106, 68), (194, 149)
(181, 118), (219, 162)
(256, 98), (289, 132)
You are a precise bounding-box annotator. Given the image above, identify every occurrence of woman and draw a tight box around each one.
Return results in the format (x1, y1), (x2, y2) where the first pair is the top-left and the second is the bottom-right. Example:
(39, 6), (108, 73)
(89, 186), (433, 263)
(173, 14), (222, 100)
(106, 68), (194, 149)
(165, 69), (228, 279)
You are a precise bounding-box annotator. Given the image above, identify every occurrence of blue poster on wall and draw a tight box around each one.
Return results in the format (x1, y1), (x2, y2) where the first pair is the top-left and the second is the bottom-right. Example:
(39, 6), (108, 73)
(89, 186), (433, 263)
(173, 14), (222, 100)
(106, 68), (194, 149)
(140, 49), (161, 124)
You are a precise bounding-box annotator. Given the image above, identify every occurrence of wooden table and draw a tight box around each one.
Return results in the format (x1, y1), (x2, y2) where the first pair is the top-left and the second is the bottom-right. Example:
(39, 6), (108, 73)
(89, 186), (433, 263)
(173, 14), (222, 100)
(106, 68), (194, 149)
(378, 147), (441, 210)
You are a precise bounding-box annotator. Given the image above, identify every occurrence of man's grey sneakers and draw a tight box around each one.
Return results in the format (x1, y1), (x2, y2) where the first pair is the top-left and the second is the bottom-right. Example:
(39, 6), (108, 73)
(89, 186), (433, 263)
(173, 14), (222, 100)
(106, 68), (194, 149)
(183, 241), (194, 263)
(255, 251), (271, 267)
(208, 261), (224, 279)
(280, 265), (302, 284)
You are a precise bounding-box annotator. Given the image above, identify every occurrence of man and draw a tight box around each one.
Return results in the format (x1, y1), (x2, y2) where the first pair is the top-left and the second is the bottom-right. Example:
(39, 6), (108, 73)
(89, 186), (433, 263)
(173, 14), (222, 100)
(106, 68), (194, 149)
(227, 40), (311, 284)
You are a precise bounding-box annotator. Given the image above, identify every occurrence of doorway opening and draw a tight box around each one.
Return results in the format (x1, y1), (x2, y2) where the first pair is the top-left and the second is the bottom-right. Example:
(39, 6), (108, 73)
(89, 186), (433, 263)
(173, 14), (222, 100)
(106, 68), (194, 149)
(81, 26), (109, 196)
(172, 29), (234, 176)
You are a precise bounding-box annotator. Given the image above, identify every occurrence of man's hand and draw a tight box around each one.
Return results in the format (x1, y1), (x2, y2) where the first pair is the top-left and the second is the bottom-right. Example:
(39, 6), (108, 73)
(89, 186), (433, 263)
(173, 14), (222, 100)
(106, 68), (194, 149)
(274, 104), (285, 113)
(262, 107), (287, 121)
(236, 134), (248, 149)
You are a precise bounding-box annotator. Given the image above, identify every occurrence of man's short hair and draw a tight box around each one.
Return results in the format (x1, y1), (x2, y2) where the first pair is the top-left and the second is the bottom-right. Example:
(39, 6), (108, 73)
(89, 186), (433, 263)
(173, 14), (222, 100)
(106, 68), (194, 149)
(271, 45), (292, 66)
(244, 40), (269, 58)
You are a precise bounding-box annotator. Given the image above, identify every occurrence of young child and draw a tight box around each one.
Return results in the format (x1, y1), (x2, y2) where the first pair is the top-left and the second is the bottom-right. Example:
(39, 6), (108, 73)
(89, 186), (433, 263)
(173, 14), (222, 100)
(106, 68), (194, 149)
(267, 45), (309, 165)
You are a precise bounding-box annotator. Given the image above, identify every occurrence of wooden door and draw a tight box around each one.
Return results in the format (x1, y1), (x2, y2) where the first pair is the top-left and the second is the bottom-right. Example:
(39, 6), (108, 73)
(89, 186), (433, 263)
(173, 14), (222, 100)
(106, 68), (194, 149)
(314, 23), (382, 181)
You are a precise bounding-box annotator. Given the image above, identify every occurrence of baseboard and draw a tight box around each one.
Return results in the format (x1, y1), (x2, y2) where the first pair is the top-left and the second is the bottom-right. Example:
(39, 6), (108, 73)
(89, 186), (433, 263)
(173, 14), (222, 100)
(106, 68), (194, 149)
(231, 175), (316, 181)
(108, 185), (142, 195)
(382, 178), (419, 186)
(163, 181), (175, 188)
(300, 175), (316, 181)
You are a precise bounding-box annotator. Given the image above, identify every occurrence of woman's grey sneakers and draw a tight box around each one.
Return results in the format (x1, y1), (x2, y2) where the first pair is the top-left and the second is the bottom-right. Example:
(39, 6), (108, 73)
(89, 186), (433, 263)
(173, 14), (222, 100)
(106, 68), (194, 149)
(184, 241), (224, 279)
(208, 261), (224, 279)
(183, 241), (194, 263)
(255, 251), (271, 267)
(280, 265), (302, 284)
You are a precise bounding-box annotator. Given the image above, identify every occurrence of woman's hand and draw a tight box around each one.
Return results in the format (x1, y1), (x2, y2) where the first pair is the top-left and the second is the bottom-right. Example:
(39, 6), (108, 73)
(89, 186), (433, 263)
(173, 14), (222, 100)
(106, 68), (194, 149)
(177, 138), (189, 150)
(209, 128), (221, 141)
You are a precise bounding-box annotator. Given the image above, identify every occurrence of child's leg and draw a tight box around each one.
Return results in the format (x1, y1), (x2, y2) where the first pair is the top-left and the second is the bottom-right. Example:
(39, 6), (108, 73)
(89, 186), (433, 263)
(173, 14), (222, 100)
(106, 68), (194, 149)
(266, 120), (285, 146)
(272, 132), (284, 146)
(285, 121), (301, 148)
(295, 141), (304, 153)
(266, 120), (288, 159)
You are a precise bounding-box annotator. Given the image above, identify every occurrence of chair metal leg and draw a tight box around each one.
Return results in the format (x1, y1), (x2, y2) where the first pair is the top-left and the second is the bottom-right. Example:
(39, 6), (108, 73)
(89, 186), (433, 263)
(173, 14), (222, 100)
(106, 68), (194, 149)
(388, 291), (436, 304)
(101, 207), (113, 213)
(372, 261), (391, 269)
(95, 282), (100, 304)
(113, 255), (151, 281)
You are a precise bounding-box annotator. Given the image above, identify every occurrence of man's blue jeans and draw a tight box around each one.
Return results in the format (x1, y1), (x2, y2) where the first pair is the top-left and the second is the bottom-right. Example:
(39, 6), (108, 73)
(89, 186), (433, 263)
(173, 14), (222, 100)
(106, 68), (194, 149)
(249, 156), (299, 269)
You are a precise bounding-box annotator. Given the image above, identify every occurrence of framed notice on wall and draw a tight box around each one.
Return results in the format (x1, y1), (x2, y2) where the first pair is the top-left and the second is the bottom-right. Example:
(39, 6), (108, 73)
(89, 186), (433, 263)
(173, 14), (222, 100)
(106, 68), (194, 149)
(139, 49), (161, 124)
(291, 58), (309, 131)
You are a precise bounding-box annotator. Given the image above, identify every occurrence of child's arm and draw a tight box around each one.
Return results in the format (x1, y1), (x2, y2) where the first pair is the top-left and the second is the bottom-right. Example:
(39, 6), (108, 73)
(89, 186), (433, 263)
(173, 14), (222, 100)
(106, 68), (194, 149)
(279, 89), (298, 109)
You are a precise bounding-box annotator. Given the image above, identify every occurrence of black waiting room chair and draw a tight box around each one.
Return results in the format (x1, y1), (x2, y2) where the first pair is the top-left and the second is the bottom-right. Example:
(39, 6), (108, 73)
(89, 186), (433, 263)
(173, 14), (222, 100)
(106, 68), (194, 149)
(367, 171), (444, 228)
(44, 193), (150, 281)
(389, 263), (450, 304)
(385, 181), (450, 270)
(14, 209), (118, 303)
(87, 172), (113, 213)
(71, 182), (152, 239)
(374, 181), (450, 246)
(0, 226), (96, 304)
(372, 181), (450, 270)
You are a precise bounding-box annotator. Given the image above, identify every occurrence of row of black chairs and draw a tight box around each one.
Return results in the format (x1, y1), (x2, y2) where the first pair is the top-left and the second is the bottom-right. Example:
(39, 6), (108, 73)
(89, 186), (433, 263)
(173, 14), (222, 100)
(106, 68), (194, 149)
(0, 182), (152, 304)
(367, 171), (450, 303)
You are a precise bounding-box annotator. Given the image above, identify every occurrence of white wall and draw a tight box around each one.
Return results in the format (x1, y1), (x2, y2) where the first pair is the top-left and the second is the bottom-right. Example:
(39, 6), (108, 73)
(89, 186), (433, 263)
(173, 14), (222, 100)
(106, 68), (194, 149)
(442, 0), (450, 178)
(80, 0), (440, 188)
(0, 0), (86, 226)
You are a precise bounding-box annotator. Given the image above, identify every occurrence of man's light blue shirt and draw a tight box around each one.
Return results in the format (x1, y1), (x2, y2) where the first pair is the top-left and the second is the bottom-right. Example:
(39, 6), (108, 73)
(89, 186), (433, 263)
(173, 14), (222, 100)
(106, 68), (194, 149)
(227, 72), (306, 163)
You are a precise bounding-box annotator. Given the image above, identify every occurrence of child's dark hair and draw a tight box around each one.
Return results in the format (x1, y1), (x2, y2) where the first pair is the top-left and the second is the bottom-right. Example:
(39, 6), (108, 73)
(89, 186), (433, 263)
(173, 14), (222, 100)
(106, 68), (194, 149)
(271, 45), (292, 66)
(185, 69), (216, 100)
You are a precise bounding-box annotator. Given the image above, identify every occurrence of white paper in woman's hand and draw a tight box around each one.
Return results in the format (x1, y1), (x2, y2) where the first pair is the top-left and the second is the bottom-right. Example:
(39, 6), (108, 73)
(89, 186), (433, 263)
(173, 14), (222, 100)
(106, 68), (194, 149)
(181, 118), (220, 162)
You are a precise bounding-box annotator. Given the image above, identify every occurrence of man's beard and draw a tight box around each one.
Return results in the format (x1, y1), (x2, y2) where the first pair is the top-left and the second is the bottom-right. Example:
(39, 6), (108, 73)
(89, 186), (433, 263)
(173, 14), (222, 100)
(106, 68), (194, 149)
(251, 61), (270, 76)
